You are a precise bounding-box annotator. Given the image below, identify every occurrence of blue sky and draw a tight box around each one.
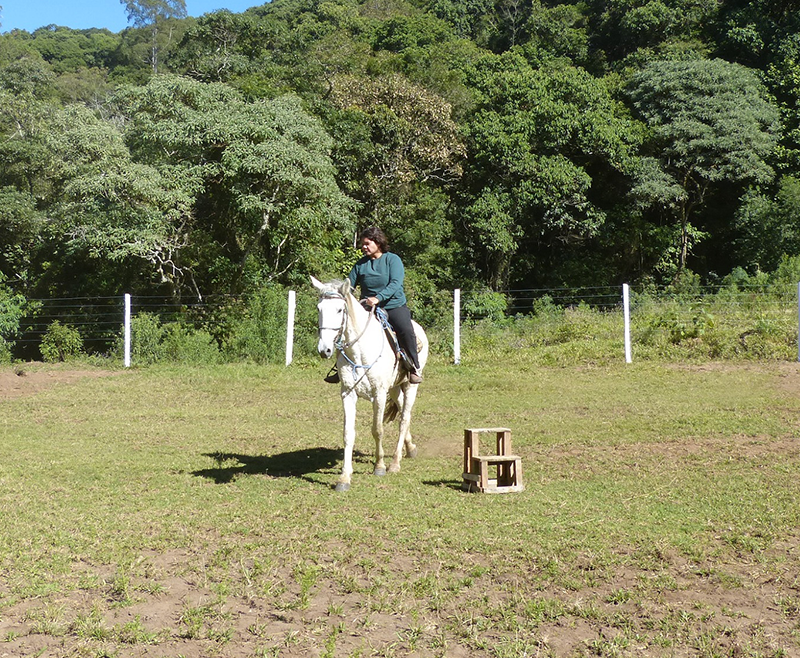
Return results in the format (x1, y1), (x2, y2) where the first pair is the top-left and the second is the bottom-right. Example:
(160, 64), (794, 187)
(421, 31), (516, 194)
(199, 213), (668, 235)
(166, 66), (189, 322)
(1, 1), (264, 34)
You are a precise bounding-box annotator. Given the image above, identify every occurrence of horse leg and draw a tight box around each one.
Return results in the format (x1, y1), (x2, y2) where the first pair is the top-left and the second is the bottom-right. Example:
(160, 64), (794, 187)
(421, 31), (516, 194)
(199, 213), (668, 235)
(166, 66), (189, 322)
(372, 393), (387, 476)
(399, 386), (418, 458)
(388, 384), (419, 473)
(336, 392), (358, 492)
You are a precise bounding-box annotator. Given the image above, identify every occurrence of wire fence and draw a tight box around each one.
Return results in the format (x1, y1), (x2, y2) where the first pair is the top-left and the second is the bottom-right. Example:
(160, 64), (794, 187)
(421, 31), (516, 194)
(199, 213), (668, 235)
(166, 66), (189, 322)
(8, 282), (800, 363)
(15, 294), (237, 360)
(457, 284), (800, 326)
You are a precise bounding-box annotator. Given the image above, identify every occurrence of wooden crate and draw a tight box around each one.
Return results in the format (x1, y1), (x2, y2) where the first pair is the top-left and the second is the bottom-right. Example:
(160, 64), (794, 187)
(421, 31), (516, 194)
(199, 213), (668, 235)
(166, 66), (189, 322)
(462, 427), (524, 493)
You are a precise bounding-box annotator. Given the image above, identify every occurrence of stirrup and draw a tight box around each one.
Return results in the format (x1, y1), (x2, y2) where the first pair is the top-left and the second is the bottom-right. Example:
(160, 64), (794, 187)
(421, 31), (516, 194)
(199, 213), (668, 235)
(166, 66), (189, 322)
(408, 370), (423, 384)
(324, 367), (340, 384)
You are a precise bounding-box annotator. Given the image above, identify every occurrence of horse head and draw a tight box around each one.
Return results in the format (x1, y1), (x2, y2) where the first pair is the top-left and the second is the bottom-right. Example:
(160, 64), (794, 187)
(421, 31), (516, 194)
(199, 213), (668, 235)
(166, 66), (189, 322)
(311, 276), (350, 359)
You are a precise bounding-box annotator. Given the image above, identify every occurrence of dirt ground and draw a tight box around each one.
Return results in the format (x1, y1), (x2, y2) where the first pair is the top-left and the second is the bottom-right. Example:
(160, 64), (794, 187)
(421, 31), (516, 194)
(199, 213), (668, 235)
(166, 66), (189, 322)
(0, 363), (119, 400)
(1, 364), (799, 657)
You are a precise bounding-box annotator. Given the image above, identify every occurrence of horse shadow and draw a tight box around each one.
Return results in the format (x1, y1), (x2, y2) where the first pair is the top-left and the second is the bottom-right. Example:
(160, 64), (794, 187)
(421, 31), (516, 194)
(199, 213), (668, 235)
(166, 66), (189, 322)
(192, 447), (349, 485)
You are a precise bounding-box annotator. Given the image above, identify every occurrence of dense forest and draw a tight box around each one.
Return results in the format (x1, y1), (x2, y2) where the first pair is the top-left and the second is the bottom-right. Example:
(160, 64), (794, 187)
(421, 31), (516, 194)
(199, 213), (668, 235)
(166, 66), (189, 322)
(2, 0), (800, 311)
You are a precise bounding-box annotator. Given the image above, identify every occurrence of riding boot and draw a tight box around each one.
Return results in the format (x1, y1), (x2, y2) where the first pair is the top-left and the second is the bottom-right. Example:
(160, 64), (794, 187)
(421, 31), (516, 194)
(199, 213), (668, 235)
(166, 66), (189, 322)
(324, 366), (340, 384)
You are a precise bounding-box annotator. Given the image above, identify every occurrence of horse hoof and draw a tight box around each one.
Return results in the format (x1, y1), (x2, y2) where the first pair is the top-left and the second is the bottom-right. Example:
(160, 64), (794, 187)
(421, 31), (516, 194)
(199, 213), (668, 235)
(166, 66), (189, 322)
(406, 446), (418, 459)
(388, 463), (400, 474)
(373, 467), (387, 477)
(334, 482), (351, 492)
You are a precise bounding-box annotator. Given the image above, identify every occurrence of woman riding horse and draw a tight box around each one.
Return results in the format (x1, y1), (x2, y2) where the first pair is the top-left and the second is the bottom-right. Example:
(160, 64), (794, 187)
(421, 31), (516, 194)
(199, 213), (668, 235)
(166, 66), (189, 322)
(326, 226), (422, 384)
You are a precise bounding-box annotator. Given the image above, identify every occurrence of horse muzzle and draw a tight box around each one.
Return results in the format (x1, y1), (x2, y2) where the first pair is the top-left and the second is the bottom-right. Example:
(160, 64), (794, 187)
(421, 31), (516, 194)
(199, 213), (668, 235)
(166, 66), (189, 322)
(317, 340), (334, 359)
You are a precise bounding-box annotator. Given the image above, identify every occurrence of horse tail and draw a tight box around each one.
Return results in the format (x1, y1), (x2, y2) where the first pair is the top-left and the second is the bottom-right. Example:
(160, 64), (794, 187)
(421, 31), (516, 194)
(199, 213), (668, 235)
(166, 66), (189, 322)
(383, 398), (399, 423)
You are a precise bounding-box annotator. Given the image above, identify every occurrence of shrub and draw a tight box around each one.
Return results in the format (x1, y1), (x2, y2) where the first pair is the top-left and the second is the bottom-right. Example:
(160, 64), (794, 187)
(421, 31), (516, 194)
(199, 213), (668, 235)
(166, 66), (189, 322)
(0, 282), (29, 363)
(772, 254), (800, 297)
(462, 288), (508, 322)
(161, 324), (221, 365)
(222, 285), (290, 364)
(40, 321), (84, 362)
(129, 313), (167, 365)
(125, 312), (221, 365)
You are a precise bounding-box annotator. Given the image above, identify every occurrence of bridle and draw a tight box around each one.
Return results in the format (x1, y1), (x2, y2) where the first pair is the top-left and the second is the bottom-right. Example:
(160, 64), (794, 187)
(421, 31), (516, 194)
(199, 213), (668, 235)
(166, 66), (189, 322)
(318, 291), (348, 346)
(318, 291), (375, 351)
(317, 290), (384, 385)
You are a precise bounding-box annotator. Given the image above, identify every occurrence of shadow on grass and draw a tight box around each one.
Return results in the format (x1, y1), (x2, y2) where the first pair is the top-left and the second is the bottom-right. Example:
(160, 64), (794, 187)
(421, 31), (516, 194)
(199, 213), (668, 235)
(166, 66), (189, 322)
(193, 447), (347, 484)
(422, 479), (463, 491)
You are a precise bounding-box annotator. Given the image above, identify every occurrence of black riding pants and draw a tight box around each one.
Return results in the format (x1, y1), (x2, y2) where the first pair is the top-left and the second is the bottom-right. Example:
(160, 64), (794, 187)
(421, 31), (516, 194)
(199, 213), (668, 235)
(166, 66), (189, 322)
(385, 305), (420, 370)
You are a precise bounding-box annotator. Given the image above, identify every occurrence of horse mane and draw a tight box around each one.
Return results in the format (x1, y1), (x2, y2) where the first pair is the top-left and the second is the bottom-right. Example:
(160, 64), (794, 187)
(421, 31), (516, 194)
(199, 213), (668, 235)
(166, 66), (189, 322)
(316, 278), (367, 329)
(316, 279), (348, 297)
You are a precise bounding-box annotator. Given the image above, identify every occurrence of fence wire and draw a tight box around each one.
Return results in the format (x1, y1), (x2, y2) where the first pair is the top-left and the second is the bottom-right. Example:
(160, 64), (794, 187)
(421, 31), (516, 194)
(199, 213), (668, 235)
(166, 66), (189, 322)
(8, 283), (800, 361)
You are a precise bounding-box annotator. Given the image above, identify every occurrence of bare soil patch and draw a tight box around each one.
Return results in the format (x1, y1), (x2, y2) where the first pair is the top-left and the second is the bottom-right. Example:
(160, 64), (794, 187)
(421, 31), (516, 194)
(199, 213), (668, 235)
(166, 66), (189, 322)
(0, 363), (119, 400)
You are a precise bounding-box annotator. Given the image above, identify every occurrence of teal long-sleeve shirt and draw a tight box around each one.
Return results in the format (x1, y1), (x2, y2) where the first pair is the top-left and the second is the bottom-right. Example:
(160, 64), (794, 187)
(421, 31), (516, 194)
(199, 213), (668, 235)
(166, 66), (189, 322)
(348, 252), (407, 310)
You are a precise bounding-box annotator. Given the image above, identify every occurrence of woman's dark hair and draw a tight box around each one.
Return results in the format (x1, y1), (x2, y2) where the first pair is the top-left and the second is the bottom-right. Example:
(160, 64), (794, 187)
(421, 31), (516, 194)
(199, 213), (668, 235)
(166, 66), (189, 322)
(359, 226), (390, 252)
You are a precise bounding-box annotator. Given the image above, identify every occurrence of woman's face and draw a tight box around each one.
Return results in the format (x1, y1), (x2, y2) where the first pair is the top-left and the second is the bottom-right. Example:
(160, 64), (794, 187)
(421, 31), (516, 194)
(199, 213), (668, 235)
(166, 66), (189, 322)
(361, 237), (382, 259)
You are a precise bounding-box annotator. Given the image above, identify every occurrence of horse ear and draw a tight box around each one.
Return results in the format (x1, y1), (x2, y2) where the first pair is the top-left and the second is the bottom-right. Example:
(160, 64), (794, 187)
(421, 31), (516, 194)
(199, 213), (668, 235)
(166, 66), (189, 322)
(310, 276), (325, 292)
(339, 279), (351, 297)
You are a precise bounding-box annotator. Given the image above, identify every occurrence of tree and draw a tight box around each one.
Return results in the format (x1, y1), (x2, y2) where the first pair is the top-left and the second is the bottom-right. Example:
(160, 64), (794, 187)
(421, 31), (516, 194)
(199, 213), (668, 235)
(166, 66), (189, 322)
(120, 0), (187, 73)
(458, 52), (637, 288)
(172, 10), (264, 83)
(0, 57), (59, 204)
(763, 36), (800, 171)
(114, 75), (355, 291)
(523, 1), (591, 67)
(585, 0), (717, 67)
(41, 103), (198, 298)
(733, 175), (800, 270)
(328, 73), (465, 221)
(627, 58), (779, 275)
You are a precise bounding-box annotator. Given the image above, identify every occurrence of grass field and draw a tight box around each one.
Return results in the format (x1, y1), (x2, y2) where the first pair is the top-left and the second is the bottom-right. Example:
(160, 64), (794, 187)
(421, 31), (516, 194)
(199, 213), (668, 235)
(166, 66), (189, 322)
(1, 356), (800, 657)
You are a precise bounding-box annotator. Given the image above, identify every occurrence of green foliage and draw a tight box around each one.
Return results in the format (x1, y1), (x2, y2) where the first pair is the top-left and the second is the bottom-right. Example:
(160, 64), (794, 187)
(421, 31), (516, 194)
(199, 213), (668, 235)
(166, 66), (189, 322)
(40, 320), (84, 362)
(460, 52), (637, 287)
(771, 254), (800, 294)
(628, 58), (780, 272)
(127, 312), (164, 364)
(121, 0), (188, 28)
(221, 285), (292, 364)
(734, 175), (800, 270)
(646, 306), (715, 344)
(629, 59), (779, 187)
(161, 323), (221, 365)
(1, 0), (800, 303)
(25, 26), (120, 76)
(630, 270), (797, 360)
(171, 11), (270, 83)
(126, 312), (220, 365)
(462, 288), (508, 322)
(114, 75), (356, 290)
(523, 1), (590, 66)
(455, 256), (799, 366)
(587, 0), (716, 65)
(0, 276), (29, 363)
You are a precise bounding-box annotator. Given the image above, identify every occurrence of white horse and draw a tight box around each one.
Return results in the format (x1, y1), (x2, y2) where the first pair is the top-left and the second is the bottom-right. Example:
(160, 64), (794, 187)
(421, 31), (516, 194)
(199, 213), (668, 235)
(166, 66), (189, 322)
(311, 276), (429, 492)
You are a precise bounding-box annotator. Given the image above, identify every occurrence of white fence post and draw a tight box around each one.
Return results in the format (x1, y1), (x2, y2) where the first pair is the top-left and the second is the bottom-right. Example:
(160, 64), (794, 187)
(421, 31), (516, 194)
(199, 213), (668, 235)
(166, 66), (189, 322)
(286, 290), (296, 367)
(623, 283), (632, 364)
(454, 288), (461, 365)
(124, 293), (131, 368)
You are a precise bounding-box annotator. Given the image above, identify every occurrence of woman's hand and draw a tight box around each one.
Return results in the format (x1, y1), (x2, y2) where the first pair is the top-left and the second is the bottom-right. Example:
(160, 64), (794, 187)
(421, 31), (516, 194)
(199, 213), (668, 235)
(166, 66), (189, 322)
(364, 296), (379, 308)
